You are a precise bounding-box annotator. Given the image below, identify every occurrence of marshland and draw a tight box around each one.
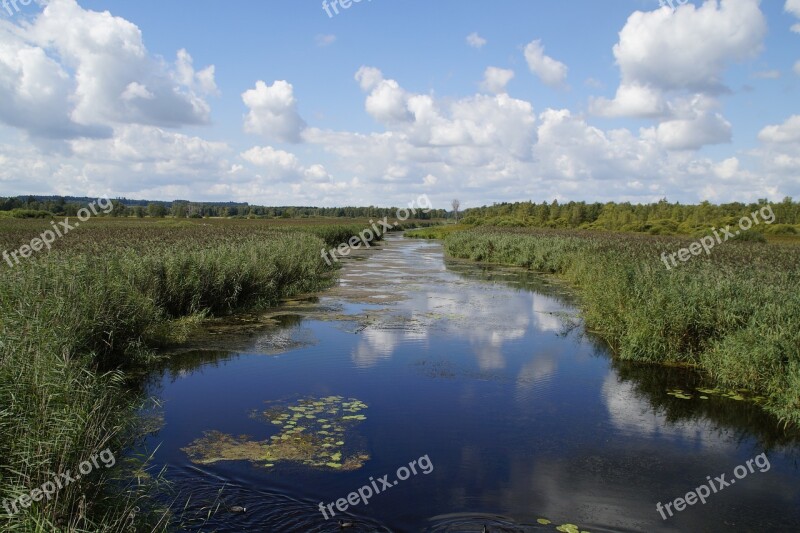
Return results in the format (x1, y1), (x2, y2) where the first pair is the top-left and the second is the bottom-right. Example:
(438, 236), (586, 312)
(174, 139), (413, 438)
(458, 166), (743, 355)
(1, 196), (799, 532)
(3, 1), (800, 531)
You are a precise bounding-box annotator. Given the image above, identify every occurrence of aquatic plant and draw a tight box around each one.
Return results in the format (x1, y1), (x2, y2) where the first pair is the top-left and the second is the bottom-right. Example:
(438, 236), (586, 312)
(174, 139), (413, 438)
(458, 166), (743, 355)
(183, 396), (369, 470)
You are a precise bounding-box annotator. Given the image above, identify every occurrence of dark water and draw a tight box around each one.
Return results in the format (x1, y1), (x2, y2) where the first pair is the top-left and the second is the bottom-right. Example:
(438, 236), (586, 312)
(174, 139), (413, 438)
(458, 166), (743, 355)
(142, 234), (800, 532)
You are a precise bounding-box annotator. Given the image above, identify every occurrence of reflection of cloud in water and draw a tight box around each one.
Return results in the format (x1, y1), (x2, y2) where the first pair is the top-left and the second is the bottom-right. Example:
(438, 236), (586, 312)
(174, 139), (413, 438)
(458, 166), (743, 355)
(532, 296), (564, 333)
(347, 276), (571, 372)
(352, 328), (428, 368)
(340, 238), (573, 372)
(602, 373), (735, 451)
(515, 351), (558, 395)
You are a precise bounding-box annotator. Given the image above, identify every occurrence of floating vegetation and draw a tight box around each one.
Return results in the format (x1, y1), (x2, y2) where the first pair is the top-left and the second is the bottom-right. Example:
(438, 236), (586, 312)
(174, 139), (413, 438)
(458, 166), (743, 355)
(531, 517), (589, 533)
(182, 395), (369, 470)
(555, 524), (590, 533)
(666, 389), (693, 400)
(666, 386), (768, 404)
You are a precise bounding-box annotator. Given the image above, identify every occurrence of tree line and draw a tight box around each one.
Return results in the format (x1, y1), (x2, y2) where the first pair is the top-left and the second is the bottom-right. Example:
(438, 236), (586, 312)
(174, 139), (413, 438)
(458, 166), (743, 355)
(0, 196), (448, 220)
(458, 198), (800, 235)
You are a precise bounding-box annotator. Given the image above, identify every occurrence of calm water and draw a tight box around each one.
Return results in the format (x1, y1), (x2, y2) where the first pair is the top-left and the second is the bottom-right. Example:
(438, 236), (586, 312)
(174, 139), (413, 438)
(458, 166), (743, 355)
(142, 234), (800, 532)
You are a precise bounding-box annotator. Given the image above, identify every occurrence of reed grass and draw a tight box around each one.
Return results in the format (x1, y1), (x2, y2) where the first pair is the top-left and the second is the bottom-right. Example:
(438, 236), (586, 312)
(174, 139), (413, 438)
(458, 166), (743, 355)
(0, 219), (366, 531)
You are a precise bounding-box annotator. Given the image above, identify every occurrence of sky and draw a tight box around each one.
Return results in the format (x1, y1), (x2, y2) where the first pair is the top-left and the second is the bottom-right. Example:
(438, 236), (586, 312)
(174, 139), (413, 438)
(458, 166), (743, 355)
(0, 0), (798, 209)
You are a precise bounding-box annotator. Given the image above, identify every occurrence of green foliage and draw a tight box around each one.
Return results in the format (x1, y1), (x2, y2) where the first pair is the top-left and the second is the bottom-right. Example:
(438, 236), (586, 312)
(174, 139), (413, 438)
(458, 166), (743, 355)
(458, 197), (800, 239)
(0, 218), (359, 531)
(442, 227), (800, 426)
(0, 208), (53, 219)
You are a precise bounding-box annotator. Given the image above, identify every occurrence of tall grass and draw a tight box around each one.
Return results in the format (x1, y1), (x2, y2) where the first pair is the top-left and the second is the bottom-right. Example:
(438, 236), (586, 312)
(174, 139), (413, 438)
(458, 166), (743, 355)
(0, 220), (357, 531)
(441, 228), (800, 426)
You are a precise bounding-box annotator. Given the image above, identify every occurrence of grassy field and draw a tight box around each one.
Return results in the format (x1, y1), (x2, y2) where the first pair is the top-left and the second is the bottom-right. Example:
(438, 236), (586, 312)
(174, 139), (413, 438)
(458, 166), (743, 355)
(408, 226), (800, 427)
(0, 216), (431, 532)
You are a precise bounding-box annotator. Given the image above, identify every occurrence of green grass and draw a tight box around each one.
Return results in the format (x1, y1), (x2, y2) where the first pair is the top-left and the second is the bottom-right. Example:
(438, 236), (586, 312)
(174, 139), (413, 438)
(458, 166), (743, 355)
(437, 227), (800, 427)
(405, 224), (466, 240)
(0, 218), (376, 531)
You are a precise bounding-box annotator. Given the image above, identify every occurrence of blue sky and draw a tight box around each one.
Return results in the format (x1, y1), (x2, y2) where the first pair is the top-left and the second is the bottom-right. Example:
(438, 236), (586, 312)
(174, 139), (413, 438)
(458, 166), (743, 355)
(0, 0), (798, 207)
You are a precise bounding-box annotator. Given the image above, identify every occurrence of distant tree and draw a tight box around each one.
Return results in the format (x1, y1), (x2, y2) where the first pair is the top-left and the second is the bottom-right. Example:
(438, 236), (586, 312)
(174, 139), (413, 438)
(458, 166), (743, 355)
(172, 203), (187, 218)
(452, 199), (460, 223)
(147, 203), (167, 218)
(110, 200), (127, 217)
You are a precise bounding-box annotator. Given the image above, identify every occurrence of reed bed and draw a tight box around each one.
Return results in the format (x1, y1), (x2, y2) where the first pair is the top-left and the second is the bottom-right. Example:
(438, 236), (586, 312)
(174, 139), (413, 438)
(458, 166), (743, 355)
(0, 218), (372, 531)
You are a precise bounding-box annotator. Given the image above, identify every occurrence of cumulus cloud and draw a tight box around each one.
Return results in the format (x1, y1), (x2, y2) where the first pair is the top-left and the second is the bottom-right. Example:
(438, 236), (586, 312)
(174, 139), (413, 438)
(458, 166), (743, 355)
(0, 0), (795, 207)
(242, 80), (306, 143)
(0, 0), (217, 140)
(353, 67), (537, 157)
(593, 0), (766, 123)
(523, 40), (568, 87)
(611, 0), (766, 94)
(466, 32), (487, 49)
(355, 66), (411, 124)
(788, 0), (800, 31)
(70, 125), (230, 177)
(241, 145), (333, 184)
(651, 94), (733, 150)
(480, 67), (515, 94)
(591, 83), (665, 118)
(655, 113), (732, 150)
(592, 0), (765, 151)
(758, 115), (800, 144)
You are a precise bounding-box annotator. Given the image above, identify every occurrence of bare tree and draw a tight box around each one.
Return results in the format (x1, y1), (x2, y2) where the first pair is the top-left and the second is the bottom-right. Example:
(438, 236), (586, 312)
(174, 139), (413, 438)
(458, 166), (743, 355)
(451, 199), (460, 223)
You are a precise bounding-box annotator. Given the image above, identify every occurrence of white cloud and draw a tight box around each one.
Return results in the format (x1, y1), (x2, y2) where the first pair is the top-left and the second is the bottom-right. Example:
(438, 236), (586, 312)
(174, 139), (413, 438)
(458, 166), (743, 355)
(591, 0), (766, 152)
(795, 61), (800, 75)
(758, 115), (800, 144)
(480, 67), (515, 94)
(787, 0), (800, 21)
(0, 0), (795, 207)
(315, 34), (336, 47)
(591, 83), (665, 118)
(242, 80), (306, 143)
(523, 40), (568, 87)
(355, 66), (384, 91)
(70, 125), (230, 177)
(241, 145), (332, 185)
(652, 94), (732, 150)
(612, 0), (766, 93)
(655, 112), (732, 150)
(466, 32), (487, 49)
(31, 0), (214, 128)
(0, 0), (216, 140)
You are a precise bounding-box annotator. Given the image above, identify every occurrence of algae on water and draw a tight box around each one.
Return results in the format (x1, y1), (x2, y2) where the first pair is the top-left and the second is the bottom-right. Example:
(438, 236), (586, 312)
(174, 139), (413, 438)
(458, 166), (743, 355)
(182, 395), (369, 470)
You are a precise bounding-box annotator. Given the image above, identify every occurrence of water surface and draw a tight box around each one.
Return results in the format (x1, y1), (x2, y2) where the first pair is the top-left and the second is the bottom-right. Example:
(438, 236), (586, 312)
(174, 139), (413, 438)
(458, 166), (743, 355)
(143, 234), (800, 532)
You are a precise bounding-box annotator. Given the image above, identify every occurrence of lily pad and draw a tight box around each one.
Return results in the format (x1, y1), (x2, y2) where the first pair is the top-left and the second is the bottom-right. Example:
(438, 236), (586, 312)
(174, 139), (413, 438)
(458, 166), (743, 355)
(183, 395), (370, 471)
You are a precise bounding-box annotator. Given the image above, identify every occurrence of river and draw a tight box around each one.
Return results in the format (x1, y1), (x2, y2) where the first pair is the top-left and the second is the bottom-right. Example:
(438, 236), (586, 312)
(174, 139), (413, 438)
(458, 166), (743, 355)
(141, 233), (800, 532)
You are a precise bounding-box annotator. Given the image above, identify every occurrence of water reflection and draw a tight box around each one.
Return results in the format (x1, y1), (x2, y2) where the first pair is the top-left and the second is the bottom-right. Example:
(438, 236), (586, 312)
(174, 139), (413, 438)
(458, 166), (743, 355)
(139, 234), (800, 532)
